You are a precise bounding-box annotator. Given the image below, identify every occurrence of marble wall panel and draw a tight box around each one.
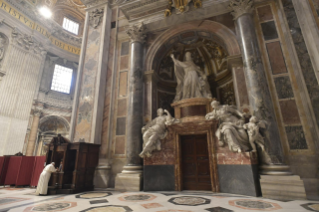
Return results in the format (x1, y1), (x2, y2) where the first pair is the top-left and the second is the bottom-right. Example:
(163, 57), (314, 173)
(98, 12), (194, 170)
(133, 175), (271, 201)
(117, 99), (127, 117)
(274, 76), (294, 99)
(120, 55), (129, 70)
(116, 117), (126, 135)
(101, 28), (117, 157)
(257, 5), (274, 22)
(121, 42), (129, 56)
(119, 71), (128, 98)
(285, 126), (308, 150)
(266, 42), (288, 75)
(115, 136), (125, 154)
(217, 152), (258, 165)
(261, 21), (279, 40)
(279, 100), (301, 125)
(206, 13), (236, 33)
(282, 0), (319, 128)
(233, 67), (249, 107)
(74, 24), (102, 142)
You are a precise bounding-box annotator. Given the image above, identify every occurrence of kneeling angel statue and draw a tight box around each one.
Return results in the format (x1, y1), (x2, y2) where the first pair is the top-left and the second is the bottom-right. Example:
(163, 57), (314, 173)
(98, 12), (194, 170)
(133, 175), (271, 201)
(139, 108), (178, 158)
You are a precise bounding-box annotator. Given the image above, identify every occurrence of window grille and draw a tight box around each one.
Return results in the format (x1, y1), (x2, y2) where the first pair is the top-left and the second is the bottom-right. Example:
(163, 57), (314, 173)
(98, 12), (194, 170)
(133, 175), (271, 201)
(62, 17), (79, 35)
(51, 64), (73, 94)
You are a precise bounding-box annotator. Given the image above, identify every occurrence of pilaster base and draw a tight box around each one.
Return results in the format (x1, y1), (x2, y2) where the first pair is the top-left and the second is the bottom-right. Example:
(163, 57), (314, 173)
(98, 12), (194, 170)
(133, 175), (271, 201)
(114, 173), (142, 191)
(260, 175), (307, 200)
(94, 165), (111, 188)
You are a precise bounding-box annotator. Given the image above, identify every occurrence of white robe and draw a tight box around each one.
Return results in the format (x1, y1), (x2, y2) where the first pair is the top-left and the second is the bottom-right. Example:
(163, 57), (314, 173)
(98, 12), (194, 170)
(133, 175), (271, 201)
(35, 164), (56, 195)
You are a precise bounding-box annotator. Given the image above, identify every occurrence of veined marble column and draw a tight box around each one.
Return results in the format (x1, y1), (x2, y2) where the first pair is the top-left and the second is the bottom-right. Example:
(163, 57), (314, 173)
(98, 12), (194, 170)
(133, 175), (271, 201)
(229, 0), (283, 161)
(115, 23), (146, 191)
(26, 109), (42, 156)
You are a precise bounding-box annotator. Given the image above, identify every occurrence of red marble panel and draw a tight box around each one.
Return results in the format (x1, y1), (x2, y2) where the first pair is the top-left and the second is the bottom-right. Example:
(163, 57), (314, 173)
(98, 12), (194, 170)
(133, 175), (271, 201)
(279, 100), (301, 125)
(234, 67), (249, 107)
(119, 72), (128, 97)
(217, 152), (258, 165)
(257, 5), (274, 22)
(120, 55), (129, 70)
(266, 42), (288, 75)
(117, 99), (127, 117)
(115, 136), (125, 154)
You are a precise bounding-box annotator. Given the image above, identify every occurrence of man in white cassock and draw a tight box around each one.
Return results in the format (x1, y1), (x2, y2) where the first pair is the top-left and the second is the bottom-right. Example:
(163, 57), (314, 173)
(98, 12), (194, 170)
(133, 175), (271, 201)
(36, 162), (57, 195)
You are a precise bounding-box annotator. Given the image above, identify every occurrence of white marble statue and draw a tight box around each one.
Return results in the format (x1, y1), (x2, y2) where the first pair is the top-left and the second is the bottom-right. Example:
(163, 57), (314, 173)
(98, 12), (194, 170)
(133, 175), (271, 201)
(205, 100), (250, 152)
(170, 52), (212, 102)
(243, 116), (266, 152)
(139, 108), (178, 158)
(36, 162), (57, 195)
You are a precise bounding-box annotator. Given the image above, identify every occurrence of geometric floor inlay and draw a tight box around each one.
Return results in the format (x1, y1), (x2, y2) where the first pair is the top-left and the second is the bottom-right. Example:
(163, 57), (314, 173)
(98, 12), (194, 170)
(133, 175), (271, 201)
(156, 210), (193, 212)
(76, 192), (112, 199)
(141, 203), (163, 209)
(23, 202), (77, 212)
(89, 199), (109, 204)
(118, 194), (157, 202)
(205, 206), (234, 212)
(0, 197), (30, 206)
(229, 199), (282, 211)
(301, 203), (319, 211)
(80, 205), (133, 212)
(168, 196), (211, 206)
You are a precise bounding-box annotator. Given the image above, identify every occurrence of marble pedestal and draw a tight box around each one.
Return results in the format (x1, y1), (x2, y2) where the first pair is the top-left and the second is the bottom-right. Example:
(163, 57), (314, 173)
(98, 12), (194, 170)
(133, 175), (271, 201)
(115, 173), (142, 191)
(94, 165), (111, 188)
(217, 152), (261, 197)
(260, 175), (307, 200)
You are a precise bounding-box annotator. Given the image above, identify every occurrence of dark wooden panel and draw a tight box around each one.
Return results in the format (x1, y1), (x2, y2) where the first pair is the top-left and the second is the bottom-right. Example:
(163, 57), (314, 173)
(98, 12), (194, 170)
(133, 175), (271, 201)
(181, 135), (211, 191)
(180, 105), (206, 118)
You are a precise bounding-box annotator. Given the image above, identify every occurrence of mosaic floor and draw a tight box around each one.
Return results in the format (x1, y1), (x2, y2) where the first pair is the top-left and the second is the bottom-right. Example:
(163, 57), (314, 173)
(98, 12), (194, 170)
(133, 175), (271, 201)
(0, 188), (318, 212)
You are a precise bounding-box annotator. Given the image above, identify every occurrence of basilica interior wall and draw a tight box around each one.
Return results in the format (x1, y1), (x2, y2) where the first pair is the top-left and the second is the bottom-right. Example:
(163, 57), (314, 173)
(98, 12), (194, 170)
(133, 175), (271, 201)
(0, 0), (81, 156)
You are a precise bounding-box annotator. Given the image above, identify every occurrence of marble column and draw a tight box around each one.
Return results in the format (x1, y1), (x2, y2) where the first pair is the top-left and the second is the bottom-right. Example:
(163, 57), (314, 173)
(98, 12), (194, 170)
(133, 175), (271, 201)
(229, 0), (283, 161)
(115, 23), (146, 191)
(26, 109), (42, 156)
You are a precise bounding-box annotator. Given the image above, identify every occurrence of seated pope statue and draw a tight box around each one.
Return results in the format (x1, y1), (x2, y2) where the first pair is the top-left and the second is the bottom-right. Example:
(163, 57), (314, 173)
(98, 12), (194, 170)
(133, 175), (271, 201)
(170, 52), (212, 101)
(36, 162), (57, 195)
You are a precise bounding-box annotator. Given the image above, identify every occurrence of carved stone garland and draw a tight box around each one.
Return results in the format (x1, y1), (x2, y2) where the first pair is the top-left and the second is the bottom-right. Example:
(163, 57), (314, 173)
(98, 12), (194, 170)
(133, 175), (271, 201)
(89, 8), (104, 29)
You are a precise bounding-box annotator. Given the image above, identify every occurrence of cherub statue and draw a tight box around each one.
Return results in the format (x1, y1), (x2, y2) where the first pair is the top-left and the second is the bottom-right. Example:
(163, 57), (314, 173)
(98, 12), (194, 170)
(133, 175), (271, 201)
(139, 108), (178, 158)
(243, 116), (266, 152)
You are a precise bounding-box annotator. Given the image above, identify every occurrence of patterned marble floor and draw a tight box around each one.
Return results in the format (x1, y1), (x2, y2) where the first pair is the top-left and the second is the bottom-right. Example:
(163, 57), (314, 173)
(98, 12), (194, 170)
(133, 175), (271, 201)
(0, 187), (318, 212)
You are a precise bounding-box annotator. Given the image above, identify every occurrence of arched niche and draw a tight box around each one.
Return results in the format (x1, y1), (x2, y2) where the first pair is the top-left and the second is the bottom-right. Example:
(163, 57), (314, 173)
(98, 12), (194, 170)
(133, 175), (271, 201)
(36, 115), (70, 155)
(144, 20), (242, 120)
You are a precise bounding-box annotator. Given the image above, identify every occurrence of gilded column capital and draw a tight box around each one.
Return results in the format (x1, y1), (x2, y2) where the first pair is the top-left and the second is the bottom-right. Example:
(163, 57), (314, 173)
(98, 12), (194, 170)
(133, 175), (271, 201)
(126, 23), (147, 44)
(229, 0), (254, 20)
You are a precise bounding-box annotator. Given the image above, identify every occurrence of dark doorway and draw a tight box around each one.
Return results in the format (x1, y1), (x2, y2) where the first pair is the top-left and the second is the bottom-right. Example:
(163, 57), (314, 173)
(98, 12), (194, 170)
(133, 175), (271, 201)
(181, 134), (212, 191)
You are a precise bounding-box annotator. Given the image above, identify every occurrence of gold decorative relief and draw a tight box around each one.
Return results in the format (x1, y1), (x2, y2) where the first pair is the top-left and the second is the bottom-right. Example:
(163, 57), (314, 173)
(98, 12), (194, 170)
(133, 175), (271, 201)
(165, 0), (202, 16)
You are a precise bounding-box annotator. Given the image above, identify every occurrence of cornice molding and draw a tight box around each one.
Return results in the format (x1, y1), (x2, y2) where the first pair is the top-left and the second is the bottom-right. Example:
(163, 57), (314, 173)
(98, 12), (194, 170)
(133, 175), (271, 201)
(11, 28), (47, 56)
(4, 0), (82, 47)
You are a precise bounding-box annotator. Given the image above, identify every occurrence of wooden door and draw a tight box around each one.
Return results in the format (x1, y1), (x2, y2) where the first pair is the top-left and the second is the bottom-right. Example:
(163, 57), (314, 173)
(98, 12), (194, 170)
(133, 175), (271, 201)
(181, 134), (212, 191)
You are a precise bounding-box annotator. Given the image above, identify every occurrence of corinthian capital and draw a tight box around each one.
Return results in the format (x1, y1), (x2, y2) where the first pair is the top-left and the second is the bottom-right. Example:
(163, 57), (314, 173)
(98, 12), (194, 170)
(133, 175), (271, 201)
(126, 23), (147, 43)
(229, 0), (254, 20)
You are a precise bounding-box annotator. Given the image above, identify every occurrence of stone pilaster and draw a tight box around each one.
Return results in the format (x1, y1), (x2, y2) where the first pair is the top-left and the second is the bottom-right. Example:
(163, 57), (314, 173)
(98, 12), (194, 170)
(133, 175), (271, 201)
(26, 109), (42, 156)
(229, 0), (283, 161)
(68, 0), (112, 188)
(115, 23), (146, 191)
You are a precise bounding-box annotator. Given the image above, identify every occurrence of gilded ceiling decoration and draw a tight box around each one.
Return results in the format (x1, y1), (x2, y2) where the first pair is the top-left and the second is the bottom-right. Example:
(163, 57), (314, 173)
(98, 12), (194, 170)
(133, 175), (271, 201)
(165, 0), (202, 16)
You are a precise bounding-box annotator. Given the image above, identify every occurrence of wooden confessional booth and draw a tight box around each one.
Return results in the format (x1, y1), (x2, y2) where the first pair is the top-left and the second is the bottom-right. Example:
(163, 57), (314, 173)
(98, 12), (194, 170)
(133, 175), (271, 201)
(46, 135), (100, 194)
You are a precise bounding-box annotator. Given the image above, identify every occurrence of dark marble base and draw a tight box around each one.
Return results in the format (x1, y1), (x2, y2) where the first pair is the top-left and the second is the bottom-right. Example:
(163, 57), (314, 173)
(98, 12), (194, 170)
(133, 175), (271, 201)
(144, 165), (175, 191)
(217, 164), (261, 197)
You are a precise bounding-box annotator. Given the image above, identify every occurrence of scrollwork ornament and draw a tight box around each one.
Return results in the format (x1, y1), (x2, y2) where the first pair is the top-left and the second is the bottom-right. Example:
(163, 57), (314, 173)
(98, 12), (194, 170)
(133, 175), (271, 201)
(126, 23), (147, 43)
(89, 8), (104, 29)
(229, 0), (254, 20)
